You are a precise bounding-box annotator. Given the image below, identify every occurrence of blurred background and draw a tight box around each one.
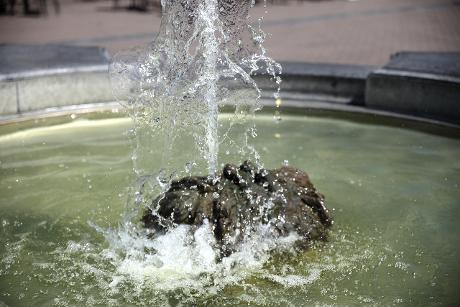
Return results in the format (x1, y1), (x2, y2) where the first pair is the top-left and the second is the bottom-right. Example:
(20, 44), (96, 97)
(1, 0), (460, 66)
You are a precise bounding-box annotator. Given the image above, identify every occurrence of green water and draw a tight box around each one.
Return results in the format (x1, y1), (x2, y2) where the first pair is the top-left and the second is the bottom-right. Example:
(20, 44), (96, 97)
(0, 112), (459, 306)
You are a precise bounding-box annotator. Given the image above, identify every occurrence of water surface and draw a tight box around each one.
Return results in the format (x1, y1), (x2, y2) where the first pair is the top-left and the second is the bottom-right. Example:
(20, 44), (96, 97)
(1, 112), (459, 306)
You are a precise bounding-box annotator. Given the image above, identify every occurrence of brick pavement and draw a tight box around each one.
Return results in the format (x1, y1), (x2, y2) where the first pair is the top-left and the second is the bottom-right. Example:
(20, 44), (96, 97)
(1, 0), (460, 66)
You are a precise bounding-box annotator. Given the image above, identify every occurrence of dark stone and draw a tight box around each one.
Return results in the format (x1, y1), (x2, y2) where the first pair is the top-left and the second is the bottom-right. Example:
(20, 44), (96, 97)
(142, 161), (332, 257)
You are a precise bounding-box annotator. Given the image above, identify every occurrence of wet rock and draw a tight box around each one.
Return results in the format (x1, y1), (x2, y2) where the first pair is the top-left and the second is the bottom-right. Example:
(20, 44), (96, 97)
(142, 161), (332, 256)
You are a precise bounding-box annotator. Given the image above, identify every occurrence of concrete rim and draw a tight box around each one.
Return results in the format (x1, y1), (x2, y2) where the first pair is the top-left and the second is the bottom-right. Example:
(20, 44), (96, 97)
(1, 99), (458, 132)
(1, 47), (458, 125)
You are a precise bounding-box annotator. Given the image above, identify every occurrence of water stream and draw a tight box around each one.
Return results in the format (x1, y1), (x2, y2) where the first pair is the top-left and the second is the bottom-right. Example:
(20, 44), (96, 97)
(110, 0), (280, 179)
(107, 0), (288, 280)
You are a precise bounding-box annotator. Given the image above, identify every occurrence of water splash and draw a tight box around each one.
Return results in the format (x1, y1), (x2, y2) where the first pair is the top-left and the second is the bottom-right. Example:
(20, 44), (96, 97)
(105, 0), (285, 293)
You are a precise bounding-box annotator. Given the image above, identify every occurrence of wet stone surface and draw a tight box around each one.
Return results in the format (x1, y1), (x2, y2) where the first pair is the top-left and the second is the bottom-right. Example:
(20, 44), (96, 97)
(142, 161), (333, 257)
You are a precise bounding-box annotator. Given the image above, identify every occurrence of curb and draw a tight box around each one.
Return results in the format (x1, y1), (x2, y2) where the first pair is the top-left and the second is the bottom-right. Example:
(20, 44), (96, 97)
(0, 44), (113, 115)
(257, 61), (373, 105)
(365, 52), (460, 124)
(1, 45), (459, 125)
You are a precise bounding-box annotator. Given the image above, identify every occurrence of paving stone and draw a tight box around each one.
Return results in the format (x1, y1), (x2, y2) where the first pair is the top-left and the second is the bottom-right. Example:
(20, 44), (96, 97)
(0, 0), (459, 66)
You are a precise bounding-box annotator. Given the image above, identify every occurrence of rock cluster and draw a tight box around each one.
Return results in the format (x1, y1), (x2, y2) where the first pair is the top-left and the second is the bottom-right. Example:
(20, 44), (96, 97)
(142, 161), (332, 256)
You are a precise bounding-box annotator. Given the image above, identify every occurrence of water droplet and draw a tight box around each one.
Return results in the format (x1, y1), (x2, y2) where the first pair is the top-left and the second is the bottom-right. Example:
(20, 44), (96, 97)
(273, 110), (281, 122)
(185, 162), (196, 173)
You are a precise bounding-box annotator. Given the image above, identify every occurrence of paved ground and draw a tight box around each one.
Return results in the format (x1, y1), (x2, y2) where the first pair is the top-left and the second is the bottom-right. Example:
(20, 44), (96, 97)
(1, 0), (460, 66)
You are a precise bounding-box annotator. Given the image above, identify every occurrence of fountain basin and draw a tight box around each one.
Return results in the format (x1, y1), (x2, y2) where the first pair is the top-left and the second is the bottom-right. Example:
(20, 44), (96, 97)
(1, 108), (459, 305)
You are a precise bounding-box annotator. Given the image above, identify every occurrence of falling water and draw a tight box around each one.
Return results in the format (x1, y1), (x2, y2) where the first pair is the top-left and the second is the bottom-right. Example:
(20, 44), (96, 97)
(105, 0), (288, 295)
(110, 0), (280, 183)
(199, 0), (219, 175)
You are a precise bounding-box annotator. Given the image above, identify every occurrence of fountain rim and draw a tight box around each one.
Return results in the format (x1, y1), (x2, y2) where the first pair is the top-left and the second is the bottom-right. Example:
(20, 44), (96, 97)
(1, 100), (459, 140)
(0, 99), (457, 127)
(1, 44), (459, 127)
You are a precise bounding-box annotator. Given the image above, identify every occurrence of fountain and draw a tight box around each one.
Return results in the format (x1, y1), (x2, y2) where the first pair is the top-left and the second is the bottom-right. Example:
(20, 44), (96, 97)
(109, 0), (333, 256)
(1, 0), (460, 306)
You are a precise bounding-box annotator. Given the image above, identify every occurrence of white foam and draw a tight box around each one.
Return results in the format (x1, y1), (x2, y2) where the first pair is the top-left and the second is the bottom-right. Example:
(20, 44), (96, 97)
(265, 269), (322, 287)
(88, 218), (308, 293)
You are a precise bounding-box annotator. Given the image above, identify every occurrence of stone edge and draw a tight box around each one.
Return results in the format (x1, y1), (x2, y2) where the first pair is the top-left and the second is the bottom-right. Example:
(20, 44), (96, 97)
(2, 99), (459, 132)
(1, 59), (459, 125)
